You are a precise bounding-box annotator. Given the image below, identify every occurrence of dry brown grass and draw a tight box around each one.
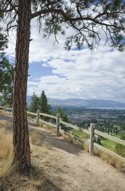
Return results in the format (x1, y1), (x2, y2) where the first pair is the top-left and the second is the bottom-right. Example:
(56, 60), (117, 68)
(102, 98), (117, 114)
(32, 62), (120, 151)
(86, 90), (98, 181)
(0, 120), (7, 127)
(0, 110), (5, 115)
(40, 122), (56, 133)
(83, 140), (89, 152)
(0, 109), (11, 116)
(30, 131), (42, 146)
(0, 164), (61, 191)
(95, 147), (125, 172)
(0, 127), (13, 178)
(0, 125), (59, 191)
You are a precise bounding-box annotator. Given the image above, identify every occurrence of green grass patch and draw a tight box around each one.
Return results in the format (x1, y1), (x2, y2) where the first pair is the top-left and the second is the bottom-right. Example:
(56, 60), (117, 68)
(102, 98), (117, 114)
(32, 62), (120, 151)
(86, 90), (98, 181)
(112, 133), (125, 139)
(68, 129), (89, 140)
(115, 143), (125, 157)
(111, 134), (120, 138)
(101, 138), (125, 158)
(101, 138), (116, 152)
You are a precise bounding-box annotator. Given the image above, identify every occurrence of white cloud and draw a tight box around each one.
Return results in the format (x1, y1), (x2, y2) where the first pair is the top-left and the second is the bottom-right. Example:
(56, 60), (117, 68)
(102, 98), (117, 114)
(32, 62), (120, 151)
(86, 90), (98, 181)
(4, 19), (125, 102)
(28, 45), (125, 102)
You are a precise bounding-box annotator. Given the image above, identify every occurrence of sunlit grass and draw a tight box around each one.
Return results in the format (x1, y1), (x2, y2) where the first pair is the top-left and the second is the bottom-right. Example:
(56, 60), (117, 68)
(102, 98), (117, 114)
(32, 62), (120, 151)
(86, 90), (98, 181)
(101, 137), (125, 158)
(101, 139), (116, 152)
(30, 131), (42, 146)
(0, 128), (13, 177)
(69, 129), (89, 140)
(0, 120), (7, 127)
(95, 146), (125, 172)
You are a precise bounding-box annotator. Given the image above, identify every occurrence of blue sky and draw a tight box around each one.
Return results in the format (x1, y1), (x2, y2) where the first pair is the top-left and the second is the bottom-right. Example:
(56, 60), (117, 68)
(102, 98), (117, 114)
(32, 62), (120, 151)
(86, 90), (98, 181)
(29, 62), (53, 79)
(4, 17), (125, 102)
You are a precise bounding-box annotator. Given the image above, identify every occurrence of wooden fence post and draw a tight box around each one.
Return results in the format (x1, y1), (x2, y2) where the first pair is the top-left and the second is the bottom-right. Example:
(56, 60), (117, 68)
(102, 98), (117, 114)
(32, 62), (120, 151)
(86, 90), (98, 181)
(56, 113), (60, 136)
(36, 109), (40, 126)
(89, 123), (95, 155)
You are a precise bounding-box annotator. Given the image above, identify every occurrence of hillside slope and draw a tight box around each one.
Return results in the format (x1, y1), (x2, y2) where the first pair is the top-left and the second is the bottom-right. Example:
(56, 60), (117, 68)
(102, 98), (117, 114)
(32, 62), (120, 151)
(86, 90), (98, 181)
(0, 115), (125, 191)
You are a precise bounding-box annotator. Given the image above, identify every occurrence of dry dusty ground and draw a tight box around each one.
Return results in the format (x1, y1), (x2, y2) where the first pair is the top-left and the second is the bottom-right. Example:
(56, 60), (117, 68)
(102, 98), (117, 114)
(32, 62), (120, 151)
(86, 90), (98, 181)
(0, 114), (125, 191)
(30, 127), (125, 191)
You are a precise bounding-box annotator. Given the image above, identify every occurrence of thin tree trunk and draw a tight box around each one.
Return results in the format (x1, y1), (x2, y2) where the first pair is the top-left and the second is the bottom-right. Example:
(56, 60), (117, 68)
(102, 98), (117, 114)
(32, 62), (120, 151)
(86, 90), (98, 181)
(13, 0), (31, 173)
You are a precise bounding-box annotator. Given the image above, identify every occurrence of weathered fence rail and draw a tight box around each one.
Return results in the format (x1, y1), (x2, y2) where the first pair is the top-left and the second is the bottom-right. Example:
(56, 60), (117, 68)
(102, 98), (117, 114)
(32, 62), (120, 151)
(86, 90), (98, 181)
(1, 107), (125, 160)
(95, 129), (125, 146)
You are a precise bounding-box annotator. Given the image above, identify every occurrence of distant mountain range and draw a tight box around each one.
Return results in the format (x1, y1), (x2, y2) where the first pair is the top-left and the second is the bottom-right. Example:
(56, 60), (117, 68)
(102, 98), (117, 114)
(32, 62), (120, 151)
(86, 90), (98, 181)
(27, 96), (125, 109)
(48, 98), (125, 109)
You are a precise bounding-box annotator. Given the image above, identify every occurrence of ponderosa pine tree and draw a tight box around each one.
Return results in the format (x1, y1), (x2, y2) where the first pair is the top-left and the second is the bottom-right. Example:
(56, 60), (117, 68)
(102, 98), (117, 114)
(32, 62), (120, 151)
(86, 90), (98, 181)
(56, 107), (68, 122)
(0, 28), (13, 106)
(1, 0), (31, 173)
(1, 0), (125, 173)
(29, 91), (49, 113)
(29, 93), (39, 113)
(39, 90), (49, 113)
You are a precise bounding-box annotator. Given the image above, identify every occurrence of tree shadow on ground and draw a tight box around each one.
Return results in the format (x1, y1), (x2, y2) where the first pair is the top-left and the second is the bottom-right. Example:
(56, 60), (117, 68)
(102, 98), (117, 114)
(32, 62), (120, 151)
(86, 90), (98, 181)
(0, 114), (82, 155)
(0, 165), (62, 191)
(30, 127), (83, 155)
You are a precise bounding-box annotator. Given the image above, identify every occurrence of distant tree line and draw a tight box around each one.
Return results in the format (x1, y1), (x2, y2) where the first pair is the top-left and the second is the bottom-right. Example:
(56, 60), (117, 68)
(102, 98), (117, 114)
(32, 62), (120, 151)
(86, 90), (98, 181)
(29, 91), (68, 122)
(56, 107), (68, 122)
(29, 91), (50, 114)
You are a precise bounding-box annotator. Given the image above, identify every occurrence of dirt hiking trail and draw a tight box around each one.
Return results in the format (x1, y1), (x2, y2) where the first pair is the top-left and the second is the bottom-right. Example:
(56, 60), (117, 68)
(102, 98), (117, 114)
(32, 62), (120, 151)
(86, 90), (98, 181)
(31, 127), (125, 191)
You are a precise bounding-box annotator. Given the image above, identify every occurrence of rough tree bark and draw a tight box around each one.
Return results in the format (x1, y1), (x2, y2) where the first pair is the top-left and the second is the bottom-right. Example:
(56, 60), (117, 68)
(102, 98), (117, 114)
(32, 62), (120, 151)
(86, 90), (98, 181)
(13, 0), (31, 173)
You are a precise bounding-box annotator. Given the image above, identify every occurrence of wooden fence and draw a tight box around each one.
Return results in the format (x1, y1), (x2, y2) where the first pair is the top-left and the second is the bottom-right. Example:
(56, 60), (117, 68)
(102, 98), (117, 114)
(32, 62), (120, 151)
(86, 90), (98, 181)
(27, 110), (125, 159)
(1, 107), (125, 160)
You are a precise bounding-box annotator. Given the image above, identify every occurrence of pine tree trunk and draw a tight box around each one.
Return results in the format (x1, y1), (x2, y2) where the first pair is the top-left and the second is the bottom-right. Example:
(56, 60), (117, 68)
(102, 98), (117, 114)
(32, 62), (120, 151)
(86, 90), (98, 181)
(13, 0), (31, 173)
